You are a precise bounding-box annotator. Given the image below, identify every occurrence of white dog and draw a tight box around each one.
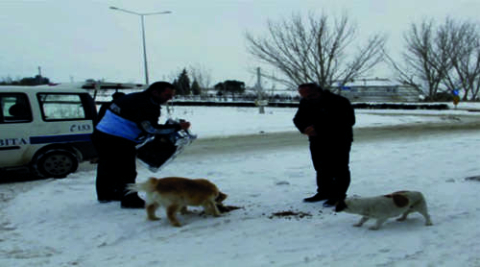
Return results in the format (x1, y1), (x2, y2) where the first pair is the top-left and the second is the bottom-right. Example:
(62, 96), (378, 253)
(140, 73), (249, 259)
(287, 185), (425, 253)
(335, 190), (433, 230)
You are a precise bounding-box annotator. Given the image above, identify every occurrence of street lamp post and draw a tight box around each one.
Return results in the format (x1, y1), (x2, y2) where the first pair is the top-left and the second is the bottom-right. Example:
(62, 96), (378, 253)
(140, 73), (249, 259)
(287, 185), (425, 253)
(110, 6), (171, 86)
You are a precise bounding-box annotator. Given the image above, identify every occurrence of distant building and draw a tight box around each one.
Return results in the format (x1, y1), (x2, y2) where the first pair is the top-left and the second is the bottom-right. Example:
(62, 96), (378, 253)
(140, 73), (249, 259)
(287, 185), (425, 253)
(80, 80), (145, 102)
(156, 78), (425, 104)
(244, 78), (423, 103)
(332, 78), (423, 102)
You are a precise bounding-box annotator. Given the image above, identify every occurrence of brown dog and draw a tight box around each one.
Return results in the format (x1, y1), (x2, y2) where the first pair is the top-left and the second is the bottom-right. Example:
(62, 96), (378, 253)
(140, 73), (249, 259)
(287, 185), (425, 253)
(127, 177), (227, 227)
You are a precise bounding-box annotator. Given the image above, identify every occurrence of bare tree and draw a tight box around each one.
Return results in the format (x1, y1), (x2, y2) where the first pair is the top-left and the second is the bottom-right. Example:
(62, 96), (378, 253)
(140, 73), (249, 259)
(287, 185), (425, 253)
(442, 19), (480, 101)
(1, 76), (13, 84)
(385, 19), (456, 100)
(188, 63), (213, 93)
(245, 12), (386, 91)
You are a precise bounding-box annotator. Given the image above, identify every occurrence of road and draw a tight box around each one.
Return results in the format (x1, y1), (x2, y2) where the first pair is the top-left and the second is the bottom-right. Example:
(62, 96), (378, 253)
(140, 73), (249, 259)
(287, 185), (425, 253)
(176, 114), (480, 159)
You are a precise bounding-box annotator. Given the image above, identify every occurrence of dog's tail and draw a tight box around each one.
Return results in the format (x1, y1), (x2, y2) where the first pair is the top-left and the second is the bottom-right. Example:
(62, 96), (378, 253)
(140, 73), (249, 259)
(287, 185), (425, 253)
(126, 177), (157, 195)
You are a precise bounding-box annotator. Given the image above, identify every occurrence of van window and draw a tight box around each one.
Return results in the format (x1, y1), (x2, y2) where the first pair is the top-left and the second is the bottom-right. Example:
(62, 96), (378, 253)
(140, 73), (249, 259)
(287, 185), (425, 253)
(38, 93), (91, 121)
(0, 93), (32, 123)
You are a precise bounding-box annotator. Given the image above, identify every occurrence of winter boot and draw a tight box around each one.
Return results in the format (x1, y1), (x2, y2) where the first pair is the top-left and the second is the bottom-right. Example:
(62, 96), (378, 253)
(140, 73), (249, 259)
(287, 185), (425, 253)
(120, 192), (145, 209)
(303, 193), (329, 203)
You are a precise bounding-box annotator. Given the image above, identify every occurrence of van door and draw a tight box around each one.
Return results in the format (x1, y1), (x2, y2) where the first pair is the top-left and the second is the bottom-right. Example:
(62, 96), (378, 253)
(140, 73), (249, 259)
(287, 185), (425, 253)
(29, 92), (97, 177)
(0, 93), (33, 166)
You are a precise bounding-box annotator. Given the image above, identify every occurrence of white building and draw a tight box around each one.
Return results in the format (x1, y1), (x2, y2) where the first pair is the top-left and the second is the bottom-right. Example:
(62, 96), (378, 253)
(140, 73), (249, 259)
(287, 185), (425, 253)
(332, 78), (423, 102)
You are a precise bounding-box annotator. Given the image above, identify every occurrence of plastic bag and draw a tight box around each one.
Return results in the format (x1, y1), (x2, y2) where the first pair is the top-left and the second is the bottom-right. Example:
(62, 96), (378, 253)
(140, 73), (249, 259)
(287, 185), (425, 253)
(136, 120), (197, 172)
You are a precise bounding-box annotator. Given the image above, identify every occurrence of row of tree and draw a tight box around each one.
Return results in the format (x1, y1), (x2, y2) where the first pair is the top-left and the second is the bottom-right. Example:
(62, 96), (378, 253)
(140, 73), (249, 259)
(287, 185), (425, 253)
(1, 68), (246, 99)
(172, 68), (245, 97)
(245, 13), (480, 101)
(0, 75), (50, 86)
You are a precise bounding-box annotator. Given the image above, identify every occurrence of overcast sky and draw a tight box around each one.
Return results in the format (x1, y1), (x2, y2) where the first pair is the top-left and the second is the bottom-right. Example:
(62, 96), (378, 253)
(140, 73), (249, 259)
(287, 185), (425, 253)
(1, 0), (479, 87)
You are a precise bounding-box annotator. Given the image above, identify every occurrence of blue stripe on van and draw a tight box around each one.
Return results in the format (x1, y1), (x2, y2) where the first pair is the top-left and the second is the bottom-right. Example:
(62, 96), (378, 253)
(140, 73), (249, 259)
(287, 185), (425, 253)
(30, 134), (92, 144)
(0, 146), (21, 150)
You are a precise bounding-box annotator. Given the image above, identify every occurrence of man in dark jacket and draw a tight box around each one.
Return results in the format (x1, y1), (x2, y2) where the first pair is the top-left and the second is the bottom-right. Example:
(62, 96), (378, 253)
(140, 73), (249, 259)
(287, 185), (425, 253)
(96, 91), (125, 124)
(92, 81), (191, 208)
(293, 83), (355, 207)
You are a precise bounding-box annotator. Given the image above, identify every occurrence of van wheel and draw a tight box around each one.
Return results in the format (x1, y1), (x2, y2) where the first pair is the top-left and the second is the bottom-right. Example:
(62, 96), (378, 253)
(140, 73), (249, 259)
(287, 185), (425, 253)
(34, 149), (79, 178)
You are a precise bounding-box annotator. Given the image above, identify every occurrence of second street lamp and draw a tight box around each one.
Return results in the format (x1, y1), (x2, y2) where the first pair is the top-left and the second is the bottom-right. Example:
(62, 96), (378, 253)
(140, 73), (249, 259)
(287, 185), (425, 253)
(110, 6), (171, 86)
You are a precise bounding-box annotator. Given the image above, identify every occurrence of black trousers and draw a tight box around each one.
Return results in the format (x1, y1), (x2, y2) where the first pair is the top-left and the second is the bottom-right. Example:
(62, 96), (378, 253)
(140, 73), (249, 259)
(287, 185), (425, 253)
(92, 131), (137, 201)
(309, 140), (352, 200)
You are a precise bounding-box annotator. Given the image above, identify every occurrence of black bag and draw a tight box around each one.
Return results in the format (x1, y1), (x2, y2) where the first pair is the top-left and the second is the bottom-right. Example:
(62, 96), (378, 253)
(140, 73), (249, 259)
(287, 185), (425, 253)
(136, 129), (196, 172)
(136, 134), (177, 171)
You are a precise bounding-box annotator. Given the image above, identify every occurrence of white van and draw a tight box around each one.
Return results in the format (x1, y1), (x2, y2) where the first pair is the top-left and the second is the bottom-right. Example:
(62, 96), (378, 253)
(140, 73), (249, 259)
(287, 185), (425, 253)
(0, 85), (97, 178)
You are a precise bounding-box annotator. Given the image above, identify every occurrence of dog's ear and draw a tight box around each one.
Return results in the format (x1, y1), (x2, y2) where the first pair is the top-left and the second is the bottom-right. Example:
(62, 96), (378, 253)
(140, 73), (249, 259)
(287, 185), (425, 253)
(384, 193), (409, 207)
(391, 194), (409, 207)
(215, 192), (227, 203)
(335, 199), (347, 212)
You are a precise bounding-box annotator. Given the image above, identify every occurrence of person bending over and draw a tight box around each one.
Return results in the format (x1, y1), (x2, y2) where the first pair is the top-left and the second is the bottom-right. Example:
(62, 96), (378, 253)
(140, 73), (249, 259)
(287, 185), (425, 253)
(93, 81), (190, 208)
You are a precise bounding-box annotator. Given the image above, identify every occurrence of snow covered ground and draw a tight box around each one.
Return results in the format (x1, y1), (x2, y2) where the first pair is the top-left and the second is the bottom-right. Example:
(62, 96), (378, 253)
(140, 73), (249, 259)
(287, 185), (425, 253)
(1, 103), (480, 267)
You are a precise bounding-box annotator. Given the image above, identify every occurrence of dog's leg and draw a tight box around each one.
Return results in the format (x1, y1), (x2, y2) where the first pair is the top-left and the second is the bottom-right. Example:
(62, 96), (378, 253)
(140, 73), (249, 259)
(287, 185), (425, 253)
(353, 216), (369, 227)
(421, 213), (433, 226)
(203, 200), (221, 217)
(397, 210), (412, 222)
(146, 203), (160, 221)
(416, 204), (433, 226)
(369, 218), (387, 230)
(166, 205), (182, 227)
(180, 206), (191, 215)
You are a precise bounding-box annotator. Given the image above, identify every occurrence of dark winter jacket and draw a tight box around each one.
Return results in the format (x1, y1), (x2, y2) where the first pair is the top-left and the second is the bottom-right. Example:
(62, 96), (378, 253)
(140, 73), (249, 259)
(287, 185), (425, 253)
(293, 90), (355, 143)
(96, 91), (180, 143)
(95, 101), (113, 125)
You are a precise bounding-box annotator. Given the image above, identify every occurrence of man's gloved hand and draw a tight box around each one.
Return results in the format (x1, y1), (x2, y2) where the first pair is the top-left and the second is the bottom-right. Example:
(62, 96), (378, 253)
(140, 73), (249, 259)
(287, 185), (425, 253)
(166, 118), (191, 131)
(304, 125), (317, 137)
(178, 120), (191, 130)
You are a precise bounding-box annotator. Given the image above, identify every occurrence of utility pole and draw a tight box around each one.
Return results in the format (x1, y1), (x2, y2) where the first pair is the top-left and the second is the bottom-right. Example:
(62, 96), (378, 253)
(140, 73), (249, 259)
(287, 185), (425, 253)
(110, 6), (171, 86)
(255, 67), (266, 114)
